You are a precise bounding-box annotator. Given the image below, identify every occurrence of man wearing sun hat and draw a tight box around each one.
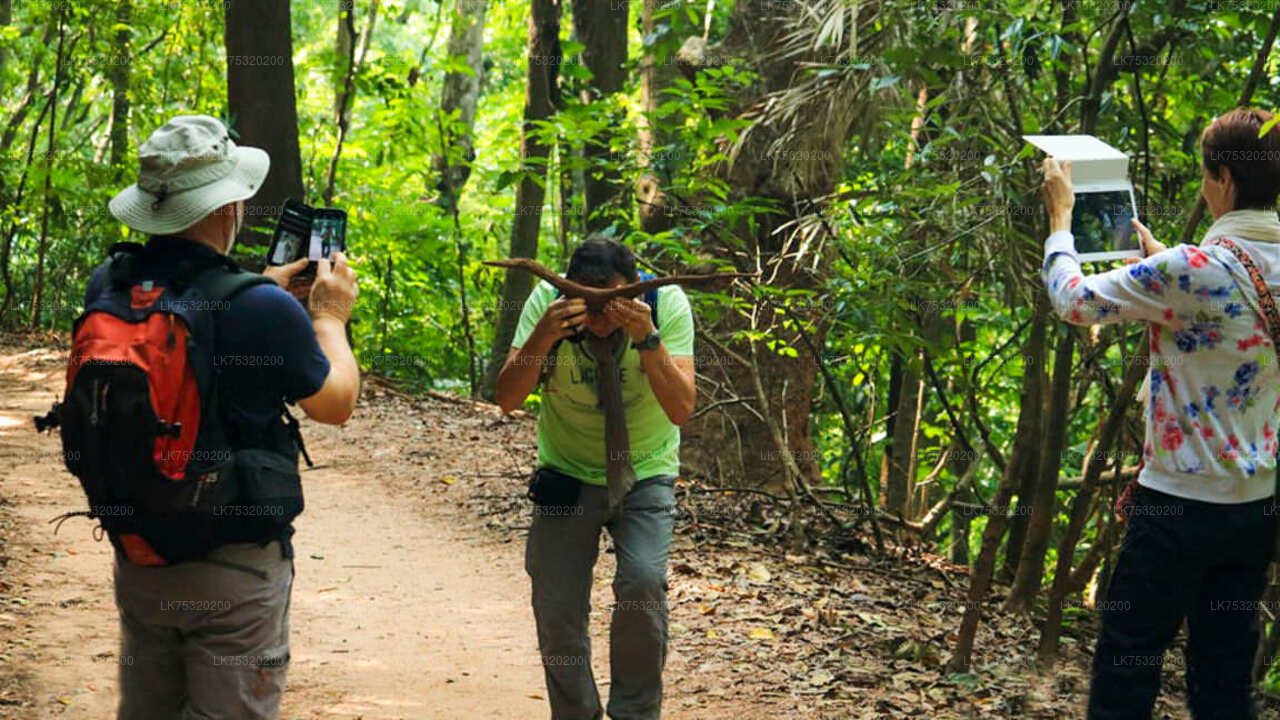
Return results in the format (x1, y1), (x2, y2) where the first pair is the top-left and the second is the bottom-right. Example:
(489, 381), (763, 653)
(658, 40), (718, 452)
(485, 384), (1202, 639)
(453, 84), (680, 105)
(90, 114), (360, 719)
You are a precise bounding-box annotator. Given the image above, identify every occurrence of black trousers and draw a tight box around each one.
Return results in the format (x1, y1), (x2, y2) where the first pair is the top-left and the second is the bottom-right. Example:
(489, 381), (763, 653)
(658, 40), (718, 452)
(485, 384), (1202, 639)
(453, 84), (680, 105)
(1088, 484), (1276, 720)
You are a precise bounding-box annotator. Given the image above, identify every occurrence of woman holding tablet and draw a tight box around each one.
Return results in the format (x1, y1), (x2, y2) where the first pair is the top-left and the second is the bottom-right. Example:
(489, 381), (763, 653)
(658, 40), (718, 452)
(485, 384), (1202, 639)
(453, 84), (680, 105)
(1041, 107), (1280, 720)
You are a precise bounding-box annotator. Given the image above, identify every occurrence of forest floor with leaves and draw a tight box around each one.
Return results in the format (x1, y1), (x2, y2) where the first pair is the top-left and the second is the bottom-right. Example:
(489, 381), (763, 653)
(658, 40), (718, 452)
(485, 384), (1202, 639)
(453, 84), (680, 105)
(0, 333), (1253, 719)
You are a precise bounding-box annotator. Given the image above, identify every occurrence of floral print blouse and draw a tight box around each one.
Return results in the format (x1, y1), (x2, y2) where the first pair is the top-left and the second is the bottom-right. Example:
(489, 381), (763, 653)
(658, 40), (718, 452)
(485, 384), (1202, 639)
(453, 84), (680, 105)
(1043, 230), (1279, 503)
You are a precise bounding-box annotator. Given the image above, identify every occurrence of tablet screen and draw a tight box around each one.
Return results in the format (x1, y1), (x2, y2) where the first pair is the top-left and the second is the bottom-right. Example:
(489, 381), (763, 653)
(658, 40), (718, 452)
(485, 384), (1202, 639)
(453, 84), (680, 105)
(1072, 190), (1139, 256)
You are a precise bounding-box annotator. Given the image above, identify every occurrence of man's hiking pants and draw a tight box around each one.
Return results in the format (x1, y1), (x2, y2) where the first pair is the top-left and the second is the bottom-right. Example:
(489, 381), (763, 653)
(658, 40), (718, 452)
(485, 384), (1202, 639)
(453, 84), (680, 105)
(527, 474), (677, 720)
(113, 540), (293, 720)
(1088, 485), (1276, 720)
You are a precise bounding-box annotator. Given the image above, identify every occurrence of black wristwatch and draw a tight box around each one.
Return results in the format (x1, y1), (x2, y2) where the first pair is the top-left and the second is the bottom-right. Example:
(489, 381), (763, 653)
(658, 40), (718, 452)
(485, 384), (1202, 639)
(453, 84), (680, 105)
(633, 329), (662, 351)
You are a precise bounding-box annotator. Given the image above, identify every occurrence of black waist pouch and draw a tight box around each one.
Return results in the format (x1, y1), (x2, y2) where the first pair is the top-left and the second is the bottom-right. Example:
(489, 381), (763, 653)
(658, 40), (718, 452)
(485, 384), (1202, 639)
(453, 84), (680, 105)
(231, 448), (305, 531)
(527, 467), (582, 508)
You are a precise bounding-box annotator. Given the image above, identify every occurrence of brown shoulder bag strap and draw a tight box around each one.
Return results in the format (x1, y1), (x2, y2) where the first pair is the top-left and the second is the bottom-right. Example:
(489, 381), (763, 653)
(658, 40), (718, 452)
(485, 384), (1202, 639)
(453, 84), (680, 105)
(1208, 237), (1280, 537)
(1207, 236), (1280, 351)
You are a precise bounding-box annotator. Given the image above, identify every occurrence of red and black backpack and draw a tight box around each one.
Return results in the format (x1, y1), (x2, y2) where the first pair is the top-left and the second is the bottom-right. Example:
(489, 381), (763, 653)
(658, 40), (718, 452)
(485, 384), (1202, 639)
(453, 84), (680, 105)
(36, 241), (308, 566)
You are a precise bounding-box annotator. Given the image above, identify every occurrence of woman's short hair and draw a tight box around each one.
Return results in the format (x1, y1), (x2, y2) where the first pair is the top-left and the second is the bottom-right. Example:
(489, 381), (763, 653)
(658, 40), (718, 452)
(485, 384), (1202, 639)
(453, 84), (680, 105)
(566, 235), (638, 287)
(1200, 107), (1280, 210)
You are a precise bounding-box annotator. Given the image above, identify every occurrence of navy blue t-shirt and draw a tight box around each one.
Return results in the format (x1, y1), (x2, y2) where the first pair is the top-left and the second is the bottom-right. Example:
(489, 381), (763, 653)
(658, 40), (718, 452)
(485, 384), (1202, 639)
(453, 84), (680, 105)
(83, 239), (330, 446)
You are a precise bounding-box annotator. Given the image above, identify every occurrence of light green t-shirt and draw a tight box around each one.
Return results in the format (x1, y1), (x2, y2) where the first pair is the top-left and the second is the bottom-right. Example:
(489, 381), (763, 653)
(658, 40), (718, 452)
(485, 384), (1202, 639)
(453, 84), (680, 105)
(511, 280), (695, 485)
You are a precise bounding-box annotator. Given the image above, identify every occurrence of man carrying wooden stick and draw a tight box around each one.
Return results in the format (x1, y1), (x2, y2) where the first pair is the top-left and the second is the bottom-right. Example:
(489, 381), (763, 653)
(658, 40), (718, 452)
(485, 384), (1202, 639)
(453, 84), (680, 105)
(494, 236), (696, 720)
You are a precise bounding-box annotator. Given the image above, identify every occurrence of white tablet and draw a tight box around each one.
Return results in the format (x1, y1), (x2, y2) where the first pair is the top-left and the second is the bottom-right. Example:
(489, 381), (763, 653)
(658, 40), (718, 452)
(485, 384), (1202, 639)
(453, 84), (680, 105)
(1023, 134), (1143, 263)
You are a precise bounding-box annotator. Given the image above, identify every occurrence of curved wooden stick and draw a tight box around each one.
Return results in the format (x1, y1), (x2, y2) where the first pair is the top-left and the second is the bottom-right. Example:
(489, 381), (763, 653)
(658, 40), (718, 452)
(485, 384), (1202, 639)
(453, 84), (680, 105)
(486, 256), (754, 492)
(483, 257), (754, 311)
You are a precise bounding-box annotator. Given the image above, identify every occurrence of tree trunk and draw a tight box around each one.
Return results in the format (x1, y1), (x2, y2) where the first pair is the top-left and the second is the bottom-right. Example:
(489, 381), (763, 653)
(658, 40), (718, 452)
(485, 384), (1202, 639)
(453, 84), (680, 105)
(480, 0), (562, 399)
(556, 138), (572, 254)
(635, 0), (678, 233)
(1001, 429), (1040, 581)
(885, 351), (922, 518)
(571, 0), (627, 232)
(0, 64), (54, 325)
(1, 17), (54, 156)
(0, 15), (55, 326)
(433, 0), (488, 210)
(224, 0), (304, 245)
(1065, 511), (1122, 595)
(689, 272), (828, 494)
(335, 0), (355, 118)
(878, 351), (903, 505)
(944, 382), (977, 564)
(945, 319), (977, 564)
(950, 505), (971, 565)
(1004, 327), (1075, 612)
(679, 0), (876, 492)
(435, 0), (488, 399)
(1039, 355), (1146, 661)
(108, 0), (132, 168)
(1254, 581), (1280, 681)
(905, 308), (950, 519)
(0, 0), (12, 75)
(29, 7), (66, 329)
(947, 303), (1047, 673)
(1001, 293), (1050, 582)
(323, 0), (380, 206)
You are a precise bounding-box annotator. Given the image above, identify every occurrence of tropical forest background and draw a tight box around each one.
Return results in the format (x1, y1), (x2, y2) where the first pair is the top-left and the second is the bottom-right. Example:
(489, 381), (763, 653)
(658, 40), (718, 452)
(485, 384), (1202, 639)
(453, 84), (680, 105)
(4, 0), (1280, 691)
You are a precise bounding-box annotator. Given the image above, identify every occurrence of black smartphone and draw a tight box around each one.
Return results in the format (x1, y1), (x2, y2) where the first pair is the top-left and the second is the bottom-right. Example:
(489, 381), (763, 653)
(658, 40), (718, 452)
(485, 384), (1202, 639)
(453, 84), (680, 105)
(267, 200), (348, 279)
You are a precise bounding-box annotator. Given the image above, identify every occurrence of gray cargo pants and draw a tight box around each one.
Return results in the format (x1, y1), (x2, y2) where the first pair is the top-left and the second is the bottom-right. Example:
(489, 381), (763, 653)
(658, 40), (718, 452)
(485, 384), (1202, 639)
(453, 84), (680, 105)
(113, 540), (294, 720)
(526, 474), (677, 720)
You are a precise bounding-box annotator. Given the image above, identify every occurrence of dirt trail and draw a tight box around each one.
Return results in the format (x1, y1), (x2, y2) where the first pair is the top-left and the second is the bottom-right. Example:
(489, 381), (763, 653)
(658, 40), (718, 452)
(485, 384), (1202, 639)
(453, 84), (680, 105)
(0, 345), (705, 720)
(3, 341), (1224, 720)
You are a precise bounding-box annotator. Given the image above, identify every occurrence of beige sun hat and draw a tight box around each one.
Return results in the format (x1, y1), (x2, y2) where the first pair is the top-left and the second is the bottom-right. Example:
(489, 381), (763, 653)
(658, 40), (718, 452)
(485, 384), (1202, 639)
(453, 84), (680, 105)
(109, 115), (269, 235)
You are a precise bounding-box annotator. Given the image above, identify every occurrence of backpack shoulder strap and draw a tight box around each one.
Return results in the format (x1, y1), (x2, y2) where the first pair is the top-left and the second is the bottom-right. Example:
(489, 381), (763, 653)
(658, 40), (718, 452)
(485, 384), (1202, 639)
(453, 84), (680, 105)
(104, 242), (149, 290)
(102, 243), (270, 303)
(187, 264), (310, 465)
(639, 272), (660, 330)
(645, 289), (659, 329)
(190, 264), (276, 304)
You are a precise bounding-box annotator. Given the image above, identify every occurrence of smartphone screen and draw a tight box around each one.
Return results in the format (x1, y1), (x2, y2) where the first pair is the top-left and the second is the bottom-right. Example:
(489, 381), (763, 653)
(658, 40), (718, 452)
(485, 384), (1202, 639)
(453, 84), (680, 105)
(271, 227), (306, 265)
(268, 200), (313, 266)
(1072, 189), (1139, 256)
(309, 212), (346, 261)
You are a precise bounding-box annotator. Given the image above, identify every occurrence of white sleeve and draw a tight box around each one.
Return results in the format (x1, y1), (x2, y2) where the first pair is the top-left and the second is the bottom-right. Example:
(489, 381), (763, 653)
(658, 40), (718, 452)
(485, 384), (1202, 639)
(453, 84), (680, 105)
(1042, 230), (1207, 327)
